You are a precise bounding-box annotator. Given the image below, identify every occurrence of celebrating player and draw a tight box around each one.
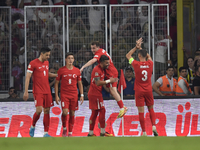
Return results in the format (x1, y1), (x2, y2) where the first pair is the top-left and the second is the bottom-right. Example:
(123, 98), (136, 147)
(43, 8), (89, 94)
(126, 38), (158, 136)
(23, 47), (57, 137)
(88, 55), (118, 137)
(80, 41), (127, 118)
(54, 52), (84, 137)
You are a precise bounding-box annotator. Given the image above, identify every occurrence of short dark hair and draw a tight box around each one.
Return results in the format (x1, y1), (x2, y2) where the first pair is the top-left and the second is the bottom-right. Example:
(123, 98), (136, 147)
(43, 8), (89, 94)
(179, 66), (187, 73)
(9, 87), (15, 92)
(138, 49), (147, 58)
(65, 52), (74, 58)
(40, 47), (51, 54)
(99, 55), (109, 63)
(166, 66), (174, 71)
(91, 41), (100, 47)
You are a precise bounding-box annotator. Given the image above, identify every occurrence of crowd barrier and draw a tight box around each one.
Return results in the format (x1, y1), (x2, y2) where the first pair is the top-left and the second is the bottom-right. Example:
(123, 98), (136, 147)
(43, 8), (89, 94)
(0, 96), (200, 137)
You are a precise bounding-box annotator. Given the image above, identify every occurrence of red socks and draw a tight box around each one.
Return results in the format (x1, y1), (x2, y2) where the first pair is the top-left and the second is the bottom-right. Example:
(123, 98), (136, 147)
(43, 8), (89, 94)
(43, 113), (50, 132)
(139, 113), (145, 132)
(149, 108), (156, 126)
(69, 115), (75, 133)
(32, 112), (40, 127)
(99, 108), (106, 128)
(89, 110), (98, 130)
(117, 100), (124, 109)
(61, 114), (67, 128)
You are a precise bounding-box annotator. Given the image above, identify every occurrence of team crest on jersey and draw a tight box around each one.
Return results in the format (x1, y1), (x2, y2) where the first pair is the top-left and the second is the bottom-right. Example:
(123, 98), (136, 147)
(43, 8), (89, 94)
(46, 66), (49, 70)
(42, 65), (45, 68)
(95, 72), (99, 76)
(28, 64), (31, 68)
(73, 74), (77, 78)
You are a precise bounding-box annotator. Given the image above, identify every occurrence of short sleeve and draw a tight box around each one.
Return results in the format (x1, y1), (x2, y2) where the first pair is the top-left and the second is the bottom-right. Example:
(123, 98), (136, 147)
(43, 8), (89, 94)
(157, 77), (163, 86)
(93, 51), (101, 61)
(77, 70), (82, 81)
(27, 61), (34, 73)
(56, 69), (61, 81)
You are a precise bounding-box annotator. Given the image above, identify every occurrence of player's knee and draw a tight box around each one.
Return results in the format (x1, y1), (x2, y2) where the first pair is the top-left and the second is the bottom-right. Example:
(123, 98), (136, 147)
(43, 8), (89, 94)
(69, 110), (75, 116)
(89, 120), (93, 124)
(43, 108), (50, 114)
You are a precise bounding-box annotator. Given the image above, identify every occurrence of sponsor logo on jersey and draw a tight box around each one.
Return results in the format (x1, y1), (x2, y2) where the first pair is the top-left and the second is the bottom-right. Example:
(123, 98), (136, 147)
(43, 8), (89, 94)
(63, 75), (67, 77)
(42, 65), (45, 68)
(39, 67), (42, 69)
(68, 74), (72, 76)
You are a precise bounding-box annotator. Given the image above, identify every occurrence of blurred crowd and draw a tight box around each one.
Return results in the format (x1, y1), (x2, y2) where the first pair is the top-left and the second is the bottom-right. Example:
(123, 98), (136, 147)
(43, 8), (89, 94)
(1, 0), (191, 98)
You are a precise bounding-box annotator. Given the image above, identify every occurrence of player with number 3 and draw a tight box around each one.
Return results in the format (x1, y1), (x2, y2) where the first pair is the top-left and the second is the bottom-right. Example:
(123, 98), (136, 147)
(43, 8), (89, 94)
(126, 38), (158, 136)
(54, 52), (84, 137)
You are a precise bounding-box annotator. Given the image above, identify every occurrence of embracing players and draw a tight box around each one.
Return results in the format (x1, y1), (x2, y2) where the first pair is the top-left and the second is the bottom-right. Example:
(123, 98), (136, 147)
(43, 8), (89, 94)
(54, 52), (84, 137)
(80, 41), (127, 118)
(126, 38), (158, 136)
(88, 55), (118, 137)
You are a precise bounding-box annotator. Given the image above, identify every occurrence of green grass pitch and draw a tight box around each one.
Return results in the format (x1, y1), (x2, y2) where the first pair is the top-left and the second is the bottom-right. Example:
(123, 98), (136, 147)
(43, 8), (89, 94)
(1, 137), (200, 150)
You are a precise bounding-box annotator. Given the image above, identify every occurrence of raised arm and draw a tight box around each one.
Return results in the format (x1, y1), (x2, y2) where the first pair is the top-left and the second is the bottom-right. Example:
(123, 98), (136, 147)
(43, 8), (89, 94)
(80, 58), (97, 73)
(126, 38), (143, 61)
(146, 53), (152, 61)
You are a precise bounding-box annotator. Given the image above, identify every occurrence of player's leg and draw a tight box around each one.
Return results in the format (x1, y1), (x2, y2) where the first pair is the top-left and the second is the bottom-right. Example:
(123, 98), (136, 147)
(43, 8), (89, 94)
(43, 94), (54, 137)
(68, 110), (75, 137)
(30, 94), (43, 137)
(147, 105), (158, 136)
(61, 108), (68, 137)
(68, 97), (78, 137)
(109, 86), (127, 118)
(145, 92), (158, 136)
(43, 107), (51, 137)
(88, 109), (98, 136)
(98, 107), (113, 137)
(135, 91), (146, 136)
(137, 106), (146, 136)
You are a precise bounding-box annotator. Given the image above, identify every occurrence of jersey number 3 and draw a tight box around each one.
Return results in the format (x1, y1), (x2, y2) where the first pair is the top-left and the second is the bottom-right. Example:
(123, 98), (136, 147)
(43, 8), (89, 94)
(142, 70), (148, 81)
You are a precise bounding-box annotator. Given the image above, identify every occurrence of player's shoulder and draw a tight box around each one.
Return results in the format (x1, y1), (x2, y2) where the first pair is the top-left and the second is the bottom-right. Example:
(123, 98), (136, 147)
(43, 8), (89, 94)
(73, 66), (81, 72)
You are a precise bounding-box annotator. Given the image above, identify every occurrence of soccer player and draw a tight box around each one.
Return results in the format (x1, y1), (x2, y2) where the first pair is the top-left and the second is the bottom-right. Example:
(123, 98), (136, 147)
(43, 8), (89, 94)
(54, 52), (84, 137)
(23, 47), (57, 137)
(80, 41), (127, 118)
(126, 38), (158, 136)
(88, 55), (118, 137)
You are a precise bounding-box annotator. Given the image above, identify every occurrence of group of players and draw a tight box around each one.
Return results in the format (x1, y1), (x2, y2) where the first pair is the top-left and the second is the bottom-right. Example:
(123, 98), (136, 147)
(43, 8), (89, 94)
(23, 38), (158, 137)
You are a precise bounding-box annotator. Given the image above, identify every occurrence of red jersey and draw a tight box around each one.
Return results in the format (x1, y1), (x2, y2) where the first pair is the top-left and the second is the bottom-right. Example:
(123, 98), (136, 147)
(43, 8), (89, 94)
(88, 65), (105, 96)
(27, 58), (51, 94)
(131, 59), (153, 92)
(56, 66), (81, 96)
(94, 48), (118, 76)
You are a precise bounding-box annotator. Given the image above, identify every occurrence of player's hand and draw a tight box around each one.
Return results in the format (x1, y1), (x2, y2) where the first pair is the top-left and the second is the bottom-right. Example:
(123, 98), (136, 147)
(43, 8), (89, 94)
(80, 67), (84, 73)
(110, 77), (118, 83)
(80, 96), (84, 105)
(55, 96), (60, 105)
(23, 92), (29, 101)
(136, 38), (143, 49)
